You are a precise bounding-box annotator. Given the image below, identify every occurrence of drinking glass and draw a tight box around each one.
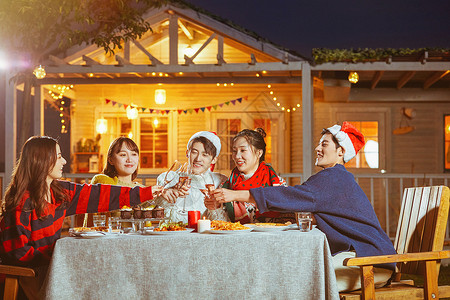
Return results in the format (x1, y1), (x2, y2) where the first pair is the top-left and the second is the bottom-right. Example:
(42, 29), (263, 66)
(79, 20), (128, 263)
(177, 163), (192, 215)
(159, 160), (182, 196)
(93, 214), (106, 227)
(108, 217), (123, 234)
(295, 212), (312, 232)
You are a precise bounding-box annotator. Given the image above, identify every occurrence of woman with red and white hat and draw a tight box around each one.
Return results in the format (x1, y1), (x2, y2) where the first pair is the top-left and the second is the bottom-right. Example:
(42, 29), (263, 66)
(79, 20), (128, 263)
(155, 131), (227, 223)
(212, 122), (396, 292)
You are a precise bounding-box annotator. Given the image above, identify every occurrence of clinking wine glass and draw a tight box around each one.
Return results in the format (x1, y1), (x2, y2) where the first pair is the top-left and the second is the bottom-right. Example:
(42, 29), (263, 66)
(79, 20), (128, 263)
(200, 173), (221, 209)
(177, 163), (192, 215)
(159, 160), (182, 196)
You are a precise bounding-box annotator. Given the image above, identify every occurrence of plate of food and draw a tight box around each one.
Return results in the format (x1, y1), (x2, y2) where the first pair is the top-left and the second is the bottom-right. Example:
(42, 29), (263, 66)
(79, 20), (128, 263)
(146, 222), (194, 235)
(205, 220), (253, 234)
(245, 223), (290, 232)
(147, 228), (195, 235)
(69, 226), (109, 237)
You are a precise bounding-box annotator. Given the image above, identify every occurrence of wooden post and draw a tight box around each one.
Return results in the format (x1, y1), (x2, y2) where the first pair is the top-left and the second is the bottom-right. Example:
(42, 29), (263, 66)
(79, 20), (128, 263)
(169, 14), (178, 65)
(4, 73), (17, 194)
(360, 265), (375, 300)
(4, 276), (19, 300)
(424, 260), (439, 300)
(33, 84), (44, 136)
(302, 62), (313, 180)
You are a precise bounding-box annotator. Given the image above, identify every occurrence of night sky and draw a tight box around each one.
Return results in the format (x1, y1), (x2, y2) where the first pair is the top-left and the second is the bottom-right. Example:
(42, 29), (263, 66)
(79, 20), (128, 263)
(185, 0), (450, 58)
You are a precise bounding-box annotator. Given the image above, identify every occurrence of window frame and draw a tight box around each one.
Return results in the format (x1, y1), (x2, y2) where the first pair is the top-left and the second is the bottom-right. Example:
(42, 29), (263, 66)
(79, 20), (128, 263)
(211, 111), (285, 174)
(444, 114), (450, 172)
(334, 108), (390, 173)
(99, 111), (176, 173)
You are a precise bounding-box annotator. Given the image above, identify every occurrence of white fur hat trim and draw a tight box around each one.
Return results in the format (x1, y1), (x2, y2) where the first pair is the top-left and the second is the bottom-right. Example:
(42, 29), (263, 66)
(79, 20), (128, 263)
(326, 124), (356, 163)
(187, 131), (221, 157)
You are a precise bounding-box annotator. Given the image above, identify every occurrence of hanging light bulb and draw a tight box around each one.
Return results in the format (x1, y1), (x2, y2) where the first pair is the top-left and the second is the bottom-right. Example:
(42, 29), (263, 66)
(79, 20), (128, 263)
(33, 65), (46, 79)
(96, 118), (108, 134)
(126, 106), (138, 120)
(155, 89), (166, 105)
(348, 71), (359, 84)
(184, 45), (195, 57)
(153, 118), (159, 128)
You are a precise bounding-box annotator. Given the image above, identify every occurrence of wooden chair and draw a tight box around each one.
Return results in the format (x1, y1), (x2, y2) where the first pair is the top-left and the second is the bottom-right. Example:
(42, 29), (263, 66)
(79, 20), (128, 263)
(0, 264), (36, 300)
(340, 185), (450, 300)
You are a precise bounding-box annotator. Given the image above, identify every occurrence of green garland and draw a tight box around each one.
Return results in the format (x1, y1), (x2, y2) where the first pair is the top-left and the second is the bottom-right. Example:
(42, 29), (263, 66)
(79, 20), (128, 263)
(312, 48), (450, 64)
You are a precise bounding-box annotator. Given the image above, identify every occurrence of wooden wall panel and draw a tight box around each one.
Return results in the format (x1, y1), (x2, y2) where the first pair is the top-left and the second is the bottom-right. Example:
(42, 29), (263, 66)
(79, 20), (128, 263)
(176, 113), (209, 162)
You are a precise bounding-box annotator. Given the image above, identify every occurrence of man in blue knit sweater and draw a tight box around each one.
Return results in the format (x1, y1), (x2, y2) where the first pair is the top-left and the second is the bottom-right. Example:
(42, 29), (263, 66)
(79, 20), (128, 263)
(212, 122), (396, 292)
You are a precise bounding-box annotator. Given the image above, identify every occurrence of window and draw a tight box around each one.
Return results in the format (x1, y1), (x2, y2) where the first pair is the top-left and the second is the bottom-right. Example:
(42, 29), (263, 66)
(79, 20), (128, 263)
(216, 119), (241, 170)
(346, 121), (379, 169)
(215, 118), (274, 171)
(103, 115), (169, 170)
(445, 115), (450, 171)
(140, 117), (168, 169)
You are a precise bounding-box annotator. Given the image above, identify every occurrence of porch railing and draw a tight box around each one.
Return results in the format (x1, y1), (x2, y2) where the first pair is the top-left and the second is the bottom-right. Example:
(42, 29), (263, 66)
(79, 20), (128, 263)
(279, 172), (450, 240)
(1, 172), (449, 240)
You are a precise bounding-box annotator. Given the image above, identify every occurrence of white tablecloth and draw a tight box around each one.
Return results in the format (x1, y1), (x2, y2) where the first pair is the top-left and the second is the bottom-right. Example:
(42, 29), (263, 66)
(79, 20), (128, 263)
(44, 228), (339, 300)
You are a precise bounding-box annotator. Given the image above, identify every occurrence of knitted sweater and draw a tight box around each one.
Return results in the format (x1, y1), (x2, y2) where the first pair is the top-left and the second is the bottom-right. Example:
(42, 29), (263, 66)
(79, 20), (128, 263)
(250, 164), (396, 270)
(0, 180), (154, 267)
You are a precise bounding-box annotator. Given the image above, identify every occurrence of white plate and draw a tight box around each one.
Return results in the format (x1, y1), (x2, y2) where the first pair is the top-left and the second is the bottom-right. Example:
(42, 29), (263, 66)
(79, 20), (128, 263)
(146, 228), (195, 235)
(79, 232), (107, 239)
(246, 224), (290, 232)
(285, 224), (317, 231)
(205, 228), (253, 234)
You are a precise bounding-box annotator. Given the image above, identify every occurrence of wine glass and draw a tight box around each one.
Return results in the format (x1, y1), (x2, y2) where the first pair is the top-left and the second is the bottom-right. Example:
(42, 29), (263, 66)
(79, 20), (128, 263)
(200, 173), (221, 210)
(177, 163), (192, 215)
(158, 160), (182, 196)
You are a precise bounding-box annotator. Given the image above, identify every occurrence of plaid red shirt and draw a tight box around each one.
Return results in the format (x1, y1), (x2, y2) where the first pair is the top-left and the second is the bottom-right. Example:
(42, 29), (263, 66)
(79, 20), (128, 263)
(0, 180), (154, 267)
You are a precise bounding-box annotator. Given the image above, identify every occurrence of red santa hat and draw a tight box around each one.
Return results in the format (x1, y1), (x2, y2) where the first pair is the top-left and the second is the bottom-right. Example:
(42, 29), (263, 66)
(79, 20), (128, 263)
(326, 122), (365, 163)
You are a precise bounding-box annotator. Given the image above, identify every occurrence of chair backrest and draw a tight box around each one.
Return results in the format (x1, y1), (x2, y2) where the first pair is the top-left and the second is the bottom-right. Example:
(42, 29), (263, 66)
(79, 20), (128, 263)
(393, 185), (450, 275)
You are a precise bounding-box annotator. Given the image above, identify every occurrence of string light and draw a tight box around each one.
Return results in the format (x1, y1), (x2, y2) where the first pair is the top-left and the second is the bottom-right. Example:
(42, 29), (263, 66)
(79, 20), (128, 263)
(58, 97), (68, 134)
(267, 84), (301, 113)
(48, 85), (73, 100)
(348, 71), (359, 84)
(216, 83), (236, 87)
(33, 65), (46, 79)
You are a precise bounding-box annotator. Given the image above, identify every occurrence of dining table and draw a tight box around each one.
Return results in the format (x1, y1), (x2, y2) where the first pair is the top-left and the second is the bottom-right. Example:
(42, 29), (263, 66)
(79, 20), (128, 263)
(43, 227), (339, 300)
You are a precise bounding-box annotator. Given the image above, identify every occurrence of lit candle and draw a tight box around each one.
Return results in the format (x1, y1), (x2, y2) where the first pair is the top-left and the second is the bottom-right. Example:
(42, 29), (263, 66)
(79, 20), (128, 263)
(197, 217), (211, 233)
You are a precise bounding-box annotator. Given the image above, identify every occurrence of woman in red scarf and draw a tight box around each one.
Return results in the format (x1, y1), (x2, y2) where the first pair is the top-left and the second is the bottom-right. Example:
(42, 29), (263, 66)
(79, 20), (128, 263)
(206, 128), (290, 224)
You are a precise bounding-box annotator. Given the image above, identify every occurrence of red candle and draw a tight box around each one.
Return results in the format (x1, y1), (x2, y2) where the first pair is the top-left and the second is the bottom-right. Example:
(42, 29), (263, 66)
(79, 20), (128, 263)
(188, 211), (201, 230)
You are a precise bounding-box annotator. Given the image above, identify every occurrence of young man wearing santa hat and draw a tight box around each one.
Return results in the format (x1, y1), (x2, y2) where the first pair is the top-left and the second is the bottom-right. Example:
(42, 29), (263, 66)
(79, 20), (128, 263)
(156, 131), (227, 223)
(212, 122), (396, 292)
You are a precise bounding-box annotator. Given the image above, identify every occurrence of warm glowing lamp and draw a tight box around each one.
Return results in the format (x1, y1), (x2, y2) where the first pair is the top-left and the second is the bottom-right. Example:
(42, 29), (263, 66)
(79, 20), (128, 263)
(126, 106), (138, 120)
(153, 118), (159, 128)
(155, 89), (166, 105)
(184, 45), (195, 57)
(33, 65), (46, 79)
(96, 119), (108, 134)
(348, 71), (359, 84)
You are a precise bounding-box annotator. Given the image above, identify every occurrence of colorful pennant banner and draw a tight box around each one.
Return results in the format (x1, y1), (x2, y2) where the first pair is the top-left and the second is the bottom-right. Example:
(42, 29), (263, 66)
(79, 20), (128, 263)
(104, 96), (248, 115)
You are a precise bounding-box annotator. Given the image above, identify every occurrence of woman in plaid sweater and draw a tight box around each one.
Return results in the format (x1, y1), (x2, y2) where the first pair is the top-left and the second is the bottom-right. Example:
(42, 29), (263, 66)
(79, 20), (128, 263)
(0, 136), (160, 296)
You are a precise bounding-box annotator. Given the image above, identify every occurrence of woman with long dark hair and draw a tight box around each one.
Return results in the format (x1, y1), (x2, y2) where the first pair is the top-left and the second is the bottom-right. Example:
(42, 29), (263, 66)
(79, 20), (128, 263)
(0, 136), (160, 296)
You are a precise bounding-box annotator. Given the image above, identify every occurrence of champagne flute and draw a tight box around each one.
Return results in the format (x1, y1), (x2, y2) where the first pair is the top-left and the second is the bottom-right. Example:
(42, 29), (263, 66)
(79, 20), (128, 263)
(158, 160), (181, 196)
(177, 163), (192, 214)
(200, 173), (221, 210)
